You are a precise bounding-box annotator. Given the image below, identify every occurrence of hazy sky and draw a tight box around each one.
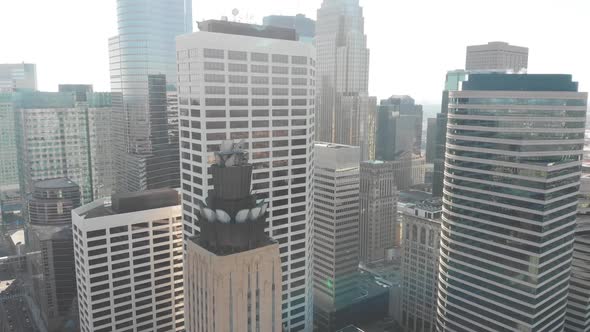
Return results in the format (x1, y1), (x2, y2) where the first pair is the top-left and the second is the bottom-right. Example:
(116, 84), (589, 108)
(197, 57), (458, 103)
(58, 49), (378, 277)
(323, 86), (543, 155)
(2, 0), (589, 104)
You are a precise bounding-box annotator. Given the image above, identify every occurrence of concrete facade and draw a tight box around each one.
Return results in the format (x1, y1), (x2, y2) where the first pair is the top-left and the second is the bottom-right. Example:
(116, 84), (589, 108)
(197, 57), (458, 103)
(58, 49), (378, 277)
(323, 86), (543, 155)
(313, 143), (360, 331)
(359, 161), (398, 265)
(176, 23), (315, 331)
(465, 41), (528, 72)
(72, 190), (184, 332)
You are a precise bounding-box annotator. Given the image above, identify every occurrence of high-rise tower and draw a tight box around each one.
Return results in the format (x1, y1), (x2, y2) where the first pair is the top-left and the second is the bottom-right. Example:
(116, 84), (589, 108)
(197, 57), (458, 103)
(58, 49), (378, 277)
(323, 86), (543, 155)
(176, 20), (315, 331)
(109, 0), (192, 193)
(466, 41), (529, 72)
(72, 189), (184, 332)
(313, 143), (360, 331)
(185, 141), (282, 332)
(316, 0), (376, 160)
(436, 73), (588, 332)
(27, 178), (81, 332)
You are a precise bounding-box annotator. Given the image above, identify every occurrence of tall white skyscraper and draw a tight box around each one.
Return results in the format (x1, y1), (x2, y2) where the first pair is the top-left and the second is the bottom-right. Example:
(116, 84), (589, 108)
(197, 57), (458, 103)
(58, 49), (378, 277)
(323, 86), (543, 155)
(315, 0), (376, 160)
(72, 189), (184, 332)
(437, 73), (588, 331)
(313, 142), (360, 331)
(176, 20), (316, 331)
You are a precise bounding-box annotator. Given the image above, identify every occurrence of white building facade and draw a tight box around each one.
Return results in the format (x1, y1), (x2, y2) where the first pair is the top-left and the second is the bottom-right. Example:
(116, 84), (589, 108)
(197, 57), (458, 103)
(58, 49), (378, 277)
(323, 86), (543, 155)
(72, 190), (184, 332)
(176, 23), (315, 331)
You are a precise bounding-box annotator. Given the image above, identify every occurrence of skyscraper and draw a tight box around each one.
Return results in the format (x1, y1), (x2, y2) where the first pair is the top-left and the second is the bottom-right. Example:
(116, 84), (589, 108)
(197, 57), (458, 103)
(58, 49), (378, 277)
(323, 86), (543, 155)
(263, 14), (316, 44)
(425, 118), (437, 163)
(316, 0), (376, 160)
(0, 63), (37, 92)
(176, 20), (315, 331)
(0, 92), (18, 191)
(14, 90), (113, 203)
(72, 189), (184, 332)
(432, 70), (467, 197)
(436, 73), (587, 331)
(109, 0), (192, 193)
(376, 95), (423, 160)
(313, 142), (360, 331)
(185, 142), (282, 332)
(465, 41), (529, 72)
(27, 178), (80, 332)
(565, 171), (590, 331)
(399, 198), (442, 332)
(359, 161), (398, 265)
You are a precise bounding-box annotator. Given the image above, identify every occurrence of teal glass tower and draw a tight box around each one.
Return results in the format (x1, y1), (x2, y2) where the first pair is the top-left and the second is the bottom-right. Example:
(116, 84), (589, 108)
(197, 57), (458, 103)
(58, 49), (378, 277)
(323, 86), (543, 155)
(109, 0), (192, 193)
(437, 73), (588, 331)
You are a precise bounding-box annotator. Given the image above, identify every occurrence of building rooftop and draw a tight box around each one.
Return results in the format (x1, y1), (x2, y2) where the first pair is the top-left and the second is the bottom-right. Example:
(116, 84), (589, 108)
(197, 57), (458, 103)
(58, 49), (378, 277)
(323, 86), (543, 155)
(34, 178), (78, 190)
(198, 19), (298, 41)
(78, 189), (179, 219)
(462, 73), (579, 92)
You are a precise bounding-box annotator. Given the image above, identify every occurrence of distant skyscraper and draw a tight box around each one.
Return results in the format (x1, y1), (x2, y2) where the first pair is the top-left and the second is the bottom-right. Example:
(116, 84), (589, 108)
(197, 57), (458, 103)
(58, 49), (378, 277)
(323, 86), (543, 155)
(263, 14), (315, 43)
(359, 161), (398, 265)
(432, 70), (467, 197)
(316, 0), (376, 160)
(58, 84), (93, 102)
(185, 142), (282, 332)
(313, 143), (360, 331)
(27, 178), (80, 332)
(436, 73), (587, 331)
(465, 41), (528, 72)
(177, 20), (315, 331)
(72, 189), (184, 332)
(14, 90), (113, 203)
(565, 173), (590, 331)
(425, 118), (437, 163)
(0, 92), (18, 191)
(399, 198), (441, 332)
(376, 95), (423, 161)
(109, 0), (192, 193)
(0, 63), (37, 91)
(390, 154), (426, 191)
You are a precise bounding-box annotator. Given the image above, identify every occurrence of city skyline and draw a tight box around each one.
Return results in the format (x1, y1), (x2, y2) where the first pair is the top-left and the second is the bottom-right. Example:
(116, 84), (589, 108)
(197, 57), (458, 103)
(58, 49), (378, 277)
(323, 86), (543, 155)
(1, 0), (589, 104)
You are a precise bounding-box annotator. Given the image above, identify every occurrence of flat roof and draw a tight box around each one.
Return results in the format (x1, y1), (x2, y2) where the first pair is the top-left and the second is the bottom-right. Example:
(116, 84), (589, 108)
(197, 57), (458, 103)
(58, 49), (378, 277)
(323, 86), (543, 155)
(34, 178), (78, 189)
(79, 189), (179, 219)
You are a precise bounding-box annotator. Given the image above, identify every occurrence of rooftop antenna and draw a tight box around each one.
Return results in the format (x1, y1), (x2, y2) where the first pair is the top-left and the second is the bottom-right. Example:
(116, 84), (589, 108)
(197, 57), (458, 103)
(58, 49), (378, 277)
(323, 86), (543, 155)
(232, 8), (239, 22)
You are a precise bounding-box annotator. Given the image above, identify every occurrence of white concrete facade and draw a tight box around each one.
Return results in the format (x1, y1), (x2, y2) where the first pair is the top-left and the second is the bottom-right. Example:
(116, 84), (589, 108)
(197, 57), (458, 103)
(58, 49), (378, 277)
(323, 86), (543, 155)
(72, 197), (184, 332)
(176, 31), (316, 331)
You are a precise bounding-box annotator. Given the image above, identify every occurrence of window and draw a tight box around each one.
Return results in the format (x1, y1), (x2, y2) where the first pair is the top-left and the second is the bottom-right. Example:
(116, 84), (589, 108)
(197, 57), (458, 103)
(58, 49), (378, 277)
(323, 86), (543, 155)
(205, 86), (225, 94)
(292, 78), (307, 85)
(252, 76), (269, 84)
(292, 67), (307, 75)
(205, 74), (225, 83)
(292, 56), (307, 64)
(204, 48), (224, 58)
(272, 54), (289, 63)
(228, 50), (247, 60)
(272, 66), (289, 74)
(272, 88), (289, 96)
(204, 62), (224, 71)
(229, 75), (248, 84)
(229, 87), (248, 95)
(228, 63), (247, 72)
(272, 77), (289, 85)
(252, 88), (269, 95)
(205, 98), (226, 106)
(229, 98), (248, 106)
(252, 65), (269, 73)
(251, 52), (268, 62)
(206, 109), (226, 117)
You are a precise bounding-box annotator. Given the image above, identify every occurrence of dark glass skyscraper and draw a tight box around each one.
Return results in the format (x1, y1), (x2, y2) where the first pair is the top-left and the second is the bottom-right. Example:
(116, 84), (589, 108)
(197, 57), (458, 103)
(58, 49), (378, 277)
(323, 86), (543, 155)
(109, 0), (192, 193)
(436, 73), (588, 332)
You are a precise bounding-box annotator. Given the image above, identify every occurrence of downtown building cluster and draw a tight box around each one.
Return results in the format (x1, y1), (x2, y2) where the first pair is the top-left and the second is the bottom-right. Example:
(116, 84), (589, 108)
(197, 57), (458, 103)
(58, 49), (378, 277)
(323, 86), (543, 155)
(1, 1), (590, 332)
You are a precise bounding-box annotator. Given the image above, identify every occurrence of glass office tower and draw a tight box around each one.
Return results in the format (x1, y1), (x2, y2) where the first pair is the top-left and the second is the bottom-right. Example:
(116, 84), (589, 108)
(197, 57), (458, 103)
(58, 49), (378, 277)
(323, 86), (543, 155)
(437, 73), (588, 332)
(109, 0), (192, 193)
